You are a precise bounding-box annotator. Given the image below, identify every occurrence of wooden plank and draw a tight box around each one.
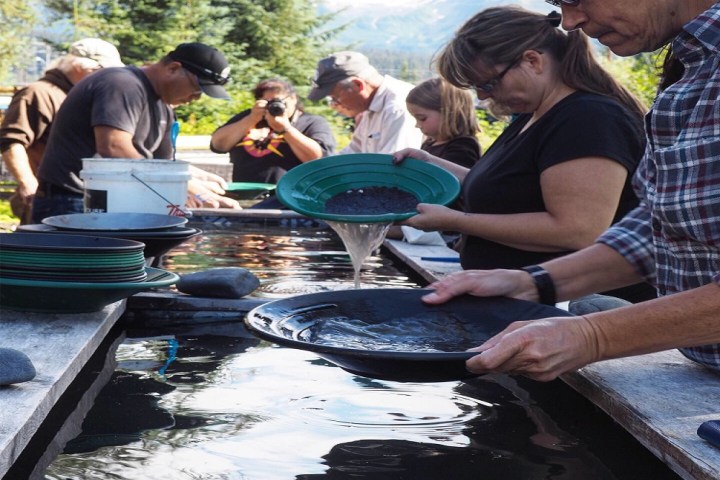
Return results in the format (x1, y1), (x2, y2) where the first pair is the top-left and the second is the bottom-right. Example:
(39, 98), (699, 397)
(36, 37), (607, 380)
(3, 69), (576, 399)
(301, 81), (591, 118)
(189, 208), (307, 218)
(383, 238), (462, 283)
(562, 351), (720, 480)
(0, 302), (126, 478)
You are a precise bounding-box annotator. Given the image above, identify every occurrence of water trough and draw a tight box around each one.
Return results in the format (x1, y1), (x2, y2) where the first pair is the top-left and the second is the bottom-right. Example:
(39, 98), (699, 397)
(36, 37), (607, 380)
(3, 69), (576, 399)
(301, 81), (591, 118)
(0, 209), (718, 479)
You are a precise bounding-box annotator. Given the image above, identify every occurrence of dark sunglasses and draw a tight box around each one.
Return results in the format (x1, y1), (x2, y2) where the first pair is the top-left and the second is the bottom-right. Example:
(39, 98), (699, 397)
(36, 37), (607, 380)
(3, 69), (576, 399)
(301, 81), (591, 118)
(179, 60), (229, 86)
(545, 0), (580, 6)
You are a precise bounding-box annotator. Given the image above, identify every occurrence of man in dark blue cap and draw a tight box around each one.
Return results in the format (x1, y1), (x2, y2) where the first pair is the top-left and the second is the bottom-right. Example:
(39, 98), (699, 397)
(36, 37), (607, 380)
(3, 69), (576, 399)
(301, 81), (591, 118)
(32, 42), (238, 221)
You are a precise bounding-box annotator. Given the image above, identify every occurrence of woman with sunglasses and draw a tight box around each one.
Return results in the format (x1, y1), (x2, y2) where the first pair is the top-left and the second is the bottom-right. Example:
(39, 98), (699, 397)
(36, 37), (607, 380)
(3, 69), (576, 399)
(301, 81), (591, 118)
(394, 6), (655, 302)
(210, 78), (336, 188)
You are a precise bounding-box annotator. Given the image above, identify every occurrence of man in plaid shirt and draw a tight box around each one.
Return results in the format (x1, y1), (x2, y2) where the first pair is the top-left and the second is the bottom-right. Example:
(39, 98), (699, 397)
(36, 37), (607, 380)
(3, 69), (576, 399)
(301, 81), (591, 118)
(418, 0), (720, 381)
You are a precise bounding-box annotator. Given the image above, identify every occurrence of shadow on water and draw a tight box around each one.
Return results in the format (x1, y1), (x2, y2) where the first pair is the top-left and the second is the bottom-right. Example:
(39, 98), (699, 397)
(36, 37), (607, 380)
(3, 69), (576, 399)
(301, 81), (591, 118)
(14, 220), (680, 480)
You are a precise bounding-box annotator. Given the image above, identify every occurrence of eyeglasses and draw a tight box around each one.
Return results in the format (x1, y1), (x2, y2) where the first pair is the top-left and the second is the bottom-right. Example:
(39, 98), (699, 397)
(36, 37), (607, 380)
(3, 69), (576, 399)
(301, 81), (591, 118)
(327, 85), (351, 107)
(471, 59), (520, 94)
(545, 0), (580, 6)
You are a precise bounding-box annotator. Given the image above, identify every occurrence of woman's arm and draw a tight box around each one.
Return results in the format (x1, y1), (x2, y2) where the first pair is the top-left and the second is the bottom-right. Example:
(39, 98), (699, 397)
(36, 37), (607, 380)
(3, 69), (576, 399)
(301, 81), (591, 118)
(265, 116), (324, 162)
(211, 104), (266, 153)
(404, 156), (628, 252)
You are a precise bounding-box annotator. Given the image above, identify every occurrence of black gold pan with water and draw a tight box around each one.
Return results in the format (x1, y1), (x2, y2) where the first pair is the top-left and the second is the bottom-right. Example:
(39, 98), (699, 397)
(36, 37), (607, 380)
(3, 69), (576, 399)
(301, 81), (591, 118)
(245, 288), (574, 382)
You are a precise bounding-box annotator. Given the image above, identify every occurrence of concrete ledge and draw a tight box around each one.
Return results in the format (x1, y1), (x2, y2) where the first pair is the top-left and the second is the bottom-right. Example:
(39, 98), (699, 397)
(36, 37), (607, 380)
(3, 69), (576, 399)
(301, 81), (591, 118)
(0, 302), (126, 478)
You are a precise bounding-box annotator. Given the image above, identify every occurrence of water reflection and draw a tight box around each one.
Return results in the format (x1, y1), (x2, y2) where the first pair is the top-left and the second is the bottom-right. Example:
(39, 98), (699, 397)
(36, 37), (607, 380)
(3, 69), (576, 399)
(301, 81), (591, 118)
(45, 331), (678, 480)
(160, 223), (418, 296)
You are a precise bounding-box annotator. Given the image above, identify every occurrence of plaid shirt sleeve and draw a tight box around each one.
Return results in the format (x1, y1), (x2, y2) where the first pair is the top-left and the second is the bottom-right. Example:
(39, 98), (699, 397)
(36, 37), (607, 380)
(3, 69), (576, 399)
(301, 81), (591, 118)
(596, 201), (656, 284)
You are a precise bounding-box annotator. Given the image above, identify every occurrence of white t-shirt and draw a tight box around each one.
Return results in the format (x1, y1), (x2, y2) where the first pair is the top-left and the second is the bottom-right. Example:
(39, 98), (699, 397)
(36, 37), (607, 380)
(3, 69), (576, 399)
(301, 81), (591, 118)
(340, 75), (423, 154)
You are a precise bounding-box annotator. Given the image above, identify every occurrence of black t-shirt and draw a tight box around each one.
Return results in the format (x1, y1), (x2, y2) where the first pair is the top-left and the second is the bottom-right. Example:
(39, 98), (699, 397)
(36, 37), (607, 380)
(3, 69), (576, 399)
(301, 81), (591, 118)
(216, 110), (336, 183)
(421, 136), (480, 169)
(38, 66), (173, 193)
(460, 91), (645, 270)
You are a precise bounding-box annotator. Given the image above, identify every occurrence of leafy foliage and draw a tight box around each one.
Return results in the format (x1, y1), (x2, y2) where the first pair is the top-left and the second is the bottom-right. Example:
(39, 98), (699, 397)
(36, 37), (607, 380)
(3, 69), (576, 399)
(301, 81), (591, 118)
(0, 0), (38, 84)
(599, 49), (663, 110)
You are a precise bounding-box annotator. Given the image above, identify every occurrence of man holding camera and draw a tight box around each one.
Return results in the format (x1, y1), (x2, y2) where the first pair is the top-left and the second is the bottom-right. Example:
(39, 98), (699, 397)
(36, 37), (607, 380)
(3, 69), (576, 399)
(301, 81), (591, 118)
(210, 78), (336, 185)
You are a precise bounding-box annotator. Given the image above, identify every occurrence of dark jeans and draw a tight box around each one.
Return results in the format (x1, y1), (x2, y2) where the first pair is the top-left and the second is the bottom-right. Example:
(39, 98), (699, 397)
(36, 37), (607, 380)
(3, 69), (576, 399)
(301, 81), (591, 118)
(31, 192), (84, 223)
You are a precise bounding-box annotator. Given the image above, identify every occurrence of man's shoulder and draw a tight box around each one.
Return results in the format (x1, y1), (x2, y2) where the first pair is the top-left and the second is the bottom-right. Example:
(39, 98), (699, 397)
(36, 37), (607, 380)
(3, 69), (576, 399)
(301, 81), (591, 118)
(380, 75), (415, 94)
(12, 77), (67, 101)
(370, 75), (415, 113)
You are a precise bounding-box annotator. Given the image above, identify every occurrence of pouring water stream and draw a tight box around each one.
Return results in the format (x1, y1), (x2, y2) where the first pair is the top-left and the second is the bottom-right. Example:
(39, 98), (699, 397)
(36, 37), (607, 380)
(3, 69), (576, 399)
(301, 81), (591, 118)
(325, 221), (392, 288)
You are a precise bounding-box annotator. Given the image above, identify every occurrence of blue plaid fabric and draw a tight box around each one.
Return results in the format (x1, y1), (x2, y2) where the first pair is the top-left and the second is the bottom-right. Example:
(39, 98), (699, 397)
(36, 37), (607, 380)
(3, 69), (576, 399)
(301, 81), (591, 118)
(597, 3), (720, 370)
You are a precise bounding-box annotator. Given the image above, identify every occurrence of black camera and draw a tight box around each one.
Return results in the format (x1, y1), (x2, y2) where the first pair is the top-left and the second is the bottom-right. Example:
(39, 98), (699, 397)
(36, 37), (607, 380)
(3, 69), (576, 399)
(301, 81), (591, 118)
(266, 98), (286, 116)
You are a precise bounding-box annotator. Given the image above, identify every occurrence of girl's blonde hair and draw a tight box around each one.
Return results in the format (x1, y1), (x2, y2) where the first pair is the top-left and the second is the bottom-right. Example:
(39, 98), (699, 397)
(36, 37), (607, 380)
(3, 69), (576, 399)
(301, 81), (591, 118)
(406, 77), (479, 142)
(436, 6), (647, 119)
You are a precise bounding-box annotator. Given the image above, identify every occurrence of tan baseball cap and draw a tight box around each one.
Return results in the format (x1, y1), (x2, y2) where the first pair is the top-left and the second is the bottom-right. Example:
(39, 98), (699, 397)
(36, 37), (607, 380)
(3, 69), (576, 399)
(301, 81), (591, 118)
(70, 38), (124, 68)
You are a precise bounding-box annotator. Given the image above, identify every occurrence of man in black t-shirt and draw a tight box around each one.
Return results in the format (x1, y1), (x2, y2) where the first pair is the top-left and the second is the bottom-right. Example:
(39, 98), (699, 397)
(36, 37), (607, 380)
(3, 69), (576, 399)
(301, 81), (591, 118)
(33, 42), (238, 222)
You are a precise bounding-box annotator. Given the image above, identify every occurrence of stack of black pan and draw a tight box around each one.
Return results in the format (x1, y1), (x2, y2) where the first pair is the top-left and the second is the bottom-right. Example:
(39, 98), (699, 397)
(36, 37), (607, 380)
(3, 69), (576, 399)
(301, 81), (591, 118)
(18, 212), (201, 260)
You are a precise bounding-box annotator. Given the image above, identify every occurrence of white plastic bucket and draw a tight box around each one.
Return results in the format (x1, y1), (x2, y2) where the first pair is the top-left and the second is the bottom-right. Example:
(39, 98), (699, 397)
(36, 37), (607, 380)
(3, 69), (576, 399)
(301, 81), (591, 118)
(80, 158), (191, 216)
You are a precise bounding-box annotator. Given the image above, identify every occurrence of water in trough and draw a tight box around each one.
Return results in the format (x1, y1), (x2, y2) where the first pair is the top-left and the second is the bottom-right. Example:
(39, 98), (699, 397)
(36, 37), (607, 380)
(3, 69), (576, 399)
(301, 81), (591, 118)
(23, 217), (678, 480)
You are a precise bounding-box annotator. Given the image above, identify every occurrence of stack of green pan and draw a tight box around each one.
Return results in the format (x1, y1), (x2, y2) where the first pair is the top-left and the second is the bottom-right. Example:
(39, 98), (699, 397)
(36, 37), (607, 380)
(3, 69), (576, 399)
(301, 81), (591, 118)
(0, 232), (147, 282)
(0, 232), (180, 313)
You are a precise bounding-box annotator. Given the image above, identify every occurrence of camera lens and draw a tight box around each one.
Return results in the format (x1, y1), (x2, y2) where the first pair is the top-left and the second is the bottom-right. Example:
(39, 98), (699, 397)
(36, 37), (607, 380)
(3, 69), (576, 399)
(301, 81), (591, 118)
(267, 99), (286, 116)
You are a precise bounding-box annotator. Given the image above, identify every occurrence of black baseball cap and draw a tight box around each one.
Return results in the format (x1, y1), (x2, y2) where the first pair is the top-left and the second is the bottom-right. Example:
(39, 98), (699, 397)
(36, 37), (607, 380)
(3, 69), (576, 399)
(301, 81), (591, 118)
(168, 42), (231, 100)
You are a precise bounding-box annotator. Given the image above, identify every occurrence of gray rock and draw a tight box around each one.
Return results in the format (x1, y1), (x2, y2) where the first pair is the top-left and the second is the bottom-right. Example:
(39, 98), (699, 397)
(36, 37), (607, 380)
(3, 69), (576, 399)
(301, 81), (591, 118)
(176, 267), (261, 299)
(0, 348), (36, 385)
(568, 294), (632, 315)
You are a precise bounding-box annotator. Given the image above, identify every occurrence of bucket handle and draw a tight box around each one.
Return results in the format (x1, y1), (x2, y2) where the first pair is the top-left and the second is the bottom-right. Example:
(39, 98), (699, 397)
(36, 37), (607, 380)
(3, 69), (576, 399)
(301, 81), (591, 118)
(130, 172), (192, 217)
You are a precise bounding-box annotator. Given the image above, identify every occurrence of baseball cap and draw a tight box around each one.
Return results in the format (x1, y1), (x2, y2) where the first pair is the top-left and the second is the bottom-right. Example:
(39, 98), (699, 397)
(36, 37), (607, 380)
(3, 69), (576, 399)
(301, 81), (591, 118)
(167, 42), (231, 100)
(308, 51), (378, 101)
(70, 38), (124, 68)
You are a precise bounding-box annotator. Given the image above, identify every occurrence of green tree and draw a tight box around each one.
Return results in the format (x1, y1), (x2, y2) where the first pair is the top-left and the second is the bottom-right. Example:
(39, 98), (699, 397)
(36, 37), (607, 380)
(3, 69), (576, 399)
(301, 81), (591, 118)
(0, 0), (38, 83)
(212, 0), (340, 90)
(40, 0), (341, 134)
(599, 49), (663, 109)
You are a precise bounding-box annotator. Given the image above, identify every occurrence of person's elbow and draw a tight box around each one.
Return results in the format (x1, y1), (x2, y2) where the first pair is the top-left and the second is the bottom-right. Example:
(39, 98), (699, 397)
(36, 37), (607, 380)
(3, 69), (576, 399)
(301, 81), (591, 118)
(557, 221), (609, 251)
(209, 135), (230, 154)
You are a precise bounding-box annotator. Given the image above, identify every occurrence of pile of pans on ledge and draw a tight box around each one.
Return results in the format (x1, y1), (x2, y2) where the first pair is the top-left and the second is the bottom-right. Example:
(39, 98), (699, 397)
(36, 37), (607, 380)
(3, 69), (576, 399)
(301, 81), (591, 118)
(17, 212), (201, 260)
(0, 231), (180, 313)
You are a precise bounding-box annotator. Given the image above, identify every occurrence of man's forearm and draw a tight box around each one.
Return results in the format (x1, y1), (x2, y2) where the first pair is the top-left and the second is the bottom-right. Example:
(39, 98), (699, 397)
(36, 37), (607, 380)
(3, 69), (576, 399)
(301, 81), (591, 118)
(586, 282), (720, 360)
(2, 143), (38, 190)
(542, 243), (645, 302)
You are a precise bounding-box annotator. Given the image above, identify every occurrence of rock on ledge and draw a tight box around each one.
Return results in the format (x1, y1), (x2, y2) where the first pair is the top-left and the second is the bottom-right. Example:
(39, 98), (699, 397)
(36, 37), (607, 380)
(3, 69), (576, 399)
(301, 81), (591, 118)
(176, 267), (261, 299)
(0, 348), (37, 385)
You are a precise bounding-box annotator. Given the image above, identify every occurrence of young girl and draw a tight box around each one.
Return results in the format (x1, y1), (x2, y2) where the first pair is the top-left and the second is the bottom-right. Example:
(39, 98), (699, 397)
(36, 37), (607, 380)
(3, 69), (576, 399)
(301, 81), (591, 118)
(405, 77), (481, 168)
(391, 78), (481, 242)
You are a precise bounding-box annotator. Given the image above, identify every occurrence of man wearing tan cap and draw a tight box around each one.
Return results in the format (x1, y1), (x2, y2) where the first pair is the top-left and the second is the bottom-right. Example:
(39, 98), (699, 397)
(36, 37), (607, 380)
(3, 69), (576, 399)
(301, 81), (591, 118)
(308, 51), (422, 154)
(0, 38), (122, 223)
